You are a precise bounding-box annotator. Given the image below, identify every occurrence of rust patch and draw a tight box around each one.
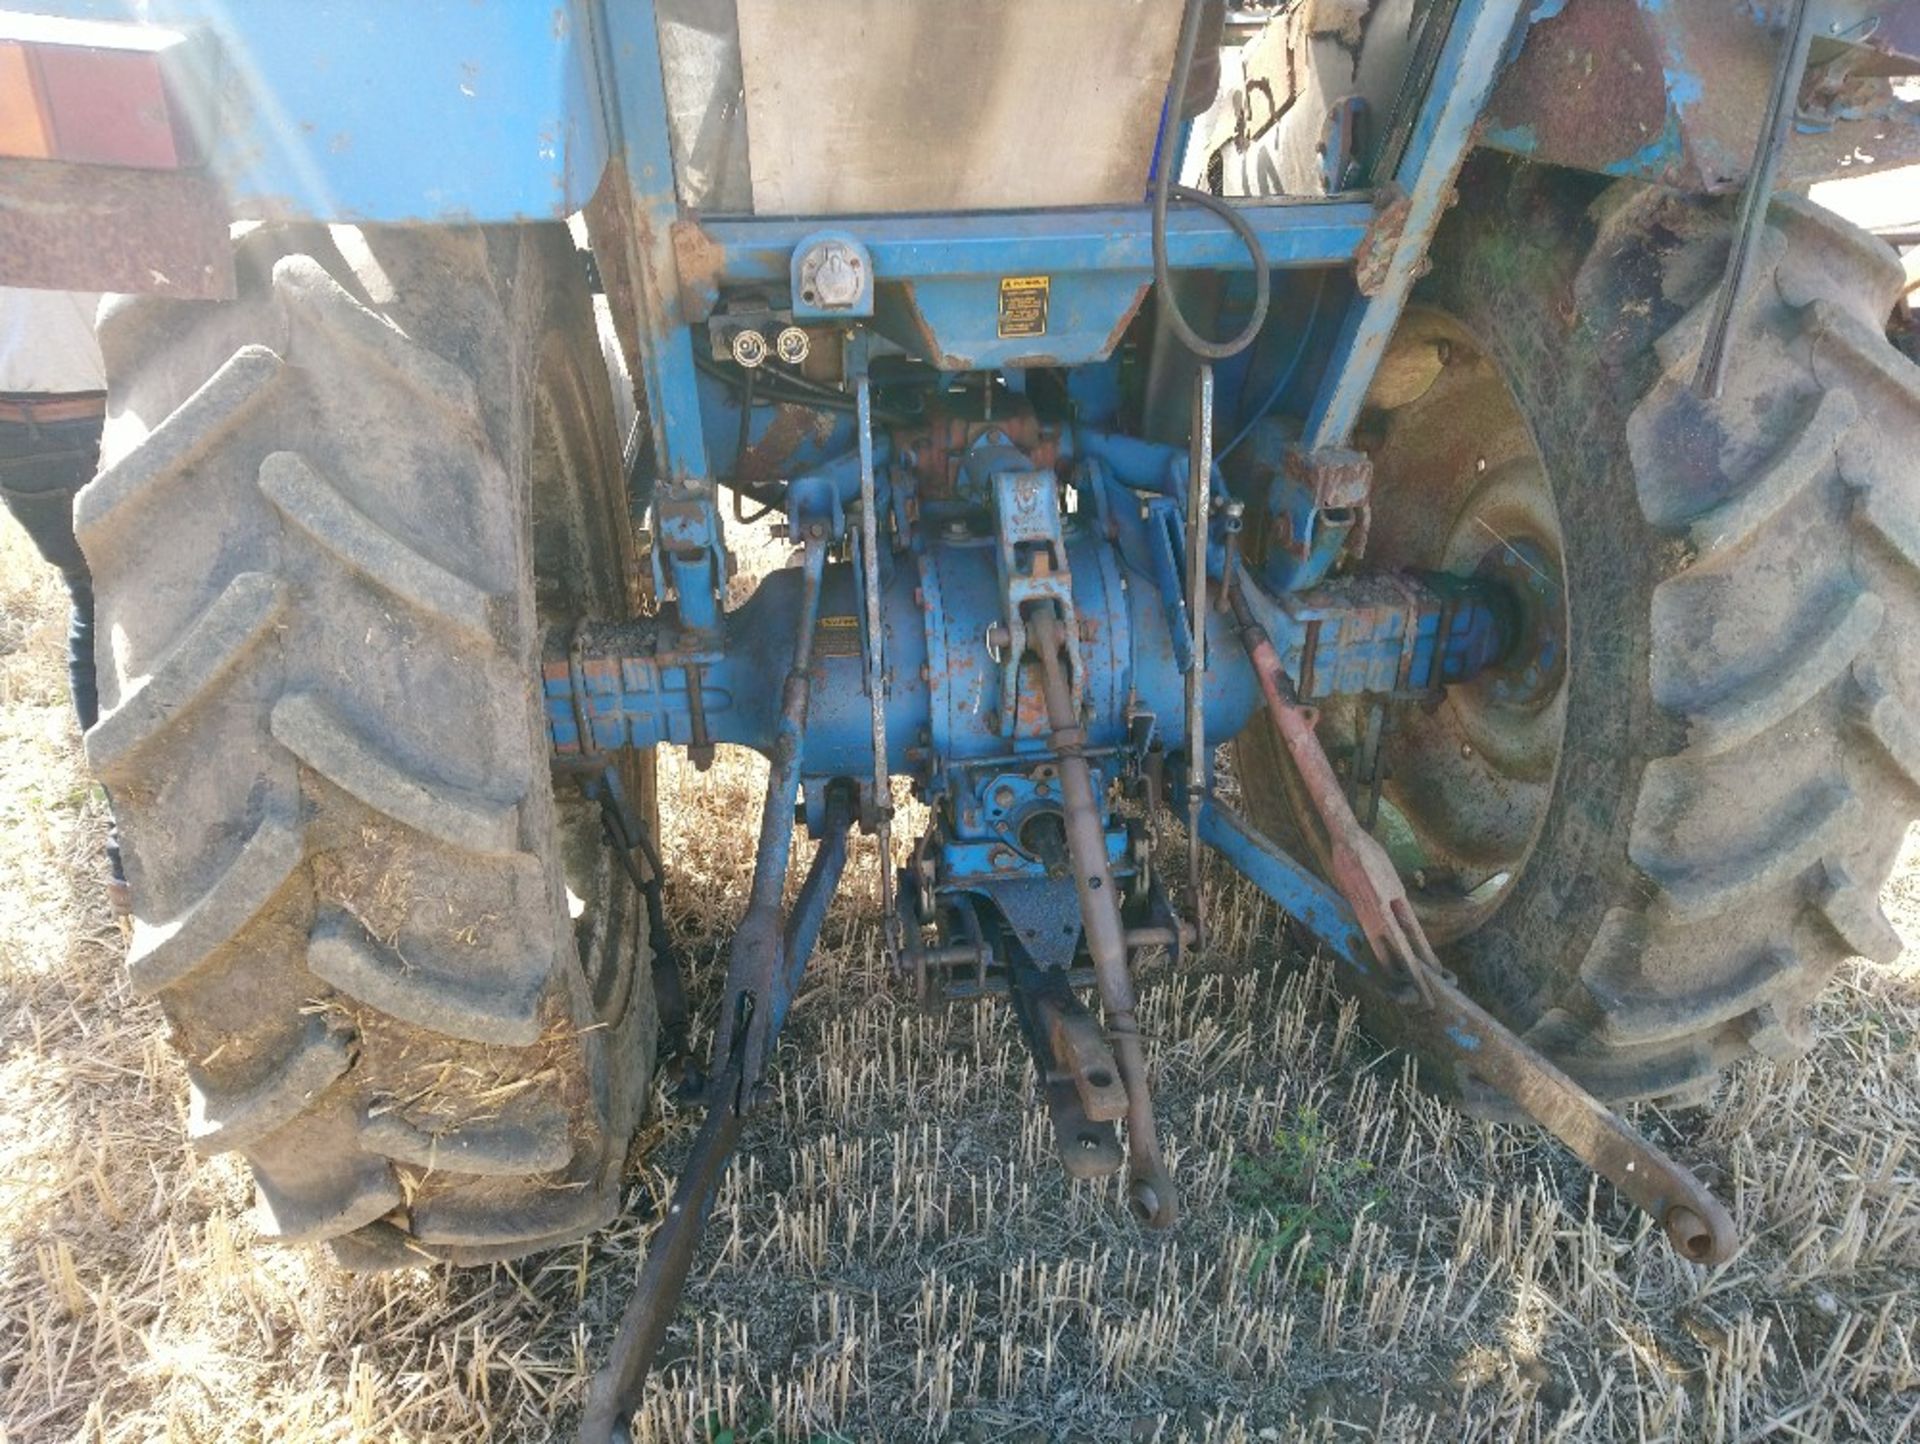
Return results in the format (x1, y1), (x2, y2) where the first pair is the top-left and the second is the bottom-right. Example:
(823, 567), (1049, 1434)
(0, 158), (231, 298)
(1484, 2), (1676, 180)
(891, 399), (1063, 499)
(672, 219), (726, 323)
(1353, 185), (1412, 298)
(1098, 283), (1153, 359)
(894, 281), (974, 371)
(584, 169), (646, 422)
(736, 402), (837, 483)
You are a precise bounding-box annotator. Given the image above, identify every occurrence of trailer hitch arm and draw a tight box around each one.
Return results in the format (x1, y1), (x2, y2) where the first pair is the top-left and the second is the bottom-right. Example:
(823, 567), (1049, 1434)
(1227, 584), (1739, 1266)
(580, 539), (853, 1444)
(1029, 603), (1178, 1228)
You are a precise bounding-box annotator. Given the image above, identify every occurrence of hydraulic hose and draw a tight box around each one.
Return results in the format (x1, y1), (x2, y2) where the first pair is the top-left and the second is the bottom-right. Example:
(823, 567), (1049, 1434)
(1151, 0), (1270, 360)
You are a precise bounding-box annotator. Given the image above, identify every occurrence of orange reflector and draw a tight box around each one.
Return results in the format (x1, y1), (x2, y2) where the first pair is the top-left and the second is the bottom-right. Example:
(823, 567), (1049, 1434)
(0, 42), (52, 160)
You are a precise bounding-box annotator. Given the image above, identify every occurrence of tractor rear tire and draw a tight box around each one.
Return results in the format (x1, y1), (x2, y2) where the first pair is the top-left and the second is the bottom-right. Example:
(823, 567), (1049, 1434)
(1238, 160), (1920, 1104)
(80, 224), (656, 1266)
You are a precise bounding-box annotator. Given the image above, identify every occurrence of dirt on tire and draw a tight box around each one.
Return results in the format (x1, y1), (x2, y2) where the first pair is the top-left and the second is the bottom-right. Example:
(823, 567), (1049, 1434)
(79, 224), (655, 1267)
(1236, 161), (1920, 1104)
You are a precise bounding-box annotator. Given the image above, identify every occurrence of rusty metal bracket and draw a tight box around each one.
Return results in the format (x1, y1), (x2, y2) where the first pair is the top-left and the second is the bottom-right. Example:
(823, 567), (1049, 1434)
(1030, 604), (1178, 1228)
(1010, 969), (1127, 1181)
(1352, 184), (1412, 298)
(1230, 584), (1739, 1266)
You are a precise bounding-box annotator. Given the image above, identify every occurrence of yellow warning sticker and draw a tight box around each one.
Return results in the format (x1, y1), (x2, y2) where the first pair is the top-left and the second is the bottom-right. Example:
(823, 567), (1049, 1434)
(998, 275), (1050, 339)
(815, 614), (861, 658)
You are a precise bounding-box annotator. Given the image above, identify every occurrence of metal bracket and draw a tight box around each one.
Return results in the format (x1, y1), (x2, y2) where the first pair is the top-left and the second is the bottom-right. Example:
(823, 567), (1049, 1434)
(1262, 443), (1373, 592)
(1220, 580), (1739, 1268)
(991, 468), (1082, 736)
(1304, 0), (1527, 450)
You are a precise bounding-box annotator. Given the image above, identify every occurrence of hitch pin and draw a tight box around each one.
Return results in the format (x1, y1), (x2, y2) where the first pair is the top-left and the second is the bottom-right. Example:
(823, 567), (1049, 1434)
(1231, 582), (1738, 1266)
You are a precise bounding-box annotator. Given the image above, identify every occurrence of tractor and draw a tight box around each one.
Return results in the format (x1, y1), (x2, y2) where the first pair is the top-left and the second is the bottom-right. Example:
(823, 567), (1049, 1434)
(3, 1), (1918, 1436)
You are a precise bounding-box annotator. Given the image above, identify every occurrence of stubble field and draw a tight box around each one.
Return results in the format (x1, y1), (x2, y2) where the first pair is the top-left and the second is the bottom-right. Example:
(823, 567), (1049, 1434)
(3, 489), (1919, 1442)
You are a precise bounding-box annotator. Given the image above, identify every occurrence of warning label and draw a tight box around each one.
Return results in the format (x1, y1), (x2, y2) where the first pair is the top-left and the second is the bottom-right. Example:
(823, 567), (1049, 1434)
(998, 275), (1050, 339)
(814, 614), (861, 658)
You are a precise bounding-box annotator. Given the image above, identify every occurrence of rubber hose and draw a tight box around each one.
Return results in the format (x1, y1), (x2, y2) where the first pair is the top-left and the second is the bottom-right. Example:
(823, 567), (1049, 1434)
(1151, 0), (1270, 360)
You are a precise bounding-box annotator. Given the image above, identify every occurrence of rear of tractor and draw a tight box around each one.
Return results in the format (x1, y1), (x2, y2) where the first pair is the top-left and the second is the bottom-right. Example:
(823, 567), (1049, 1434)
(5, 0), (1919, 1433)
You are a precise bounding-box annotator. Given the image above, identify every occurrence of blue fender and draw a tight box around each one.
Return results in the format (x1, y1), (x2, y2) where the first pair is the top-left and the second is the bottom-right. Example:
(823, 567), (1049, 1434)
(12, 0), (612, 223)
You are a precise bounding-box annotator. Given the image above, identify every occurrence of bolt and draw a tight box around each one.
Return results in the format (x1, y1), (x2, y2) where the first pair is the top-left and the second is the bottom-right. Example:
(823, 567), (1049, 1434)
(994, 785), (1015, 809)
(990, 846), (1018, 871)
(730, 329), (768, 368)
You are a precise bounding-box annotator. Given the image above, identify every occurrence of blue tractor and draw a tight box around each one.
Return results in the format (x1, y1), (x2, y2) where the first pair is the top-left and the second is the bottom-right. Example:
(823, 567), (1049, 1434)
(4, 1), (1918, 1434)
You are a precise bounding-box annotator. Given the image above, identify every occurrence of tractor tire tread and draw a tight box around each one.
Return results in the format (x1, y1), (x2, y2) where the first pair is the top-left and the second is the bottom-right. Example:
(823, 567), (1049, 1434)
(82, 225), (648, 1258)
(1562, 193), (1920, 1084)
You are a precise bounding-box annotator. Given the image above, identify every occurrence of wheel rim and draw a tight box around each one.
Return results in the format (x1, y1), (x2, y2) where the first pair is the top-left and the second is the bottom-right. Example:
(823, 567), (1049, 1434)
(1356, 308), (1571, 945)
(532, 320), (647, 1021)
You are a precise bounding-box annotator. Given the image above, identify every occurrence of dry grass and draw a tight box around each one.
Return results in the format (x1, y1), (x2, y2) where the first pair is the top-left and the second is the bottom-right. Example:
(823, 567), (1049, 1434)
(4, 510), (1920, 1444)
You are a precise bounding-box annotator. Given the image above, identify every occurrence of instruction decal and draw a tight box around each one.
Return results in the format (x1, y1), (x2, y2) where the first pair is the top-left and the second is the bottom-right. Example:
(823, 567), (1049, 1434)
(815, 614), (861, 659)
(997, 275), (1050, 339)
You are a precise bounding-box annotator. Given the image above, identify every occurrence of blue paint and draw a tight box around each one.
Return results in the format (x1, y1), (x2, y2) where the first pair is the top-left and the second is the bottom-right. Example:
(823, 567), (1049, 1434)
(1197, 804), (1369, 967)
(1446, 1025), (1483, 1052)
(1481, 122), (1540, 157)
(691, 203), (1375, 298)
(1664, 68), (1705, 111)
(883, 273), (1152, 371)
(599, 1), (710, 489)
(555, 428), (1518, 817)
(22, 0), (609, 223)
(1305, 0), (1529, 449)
